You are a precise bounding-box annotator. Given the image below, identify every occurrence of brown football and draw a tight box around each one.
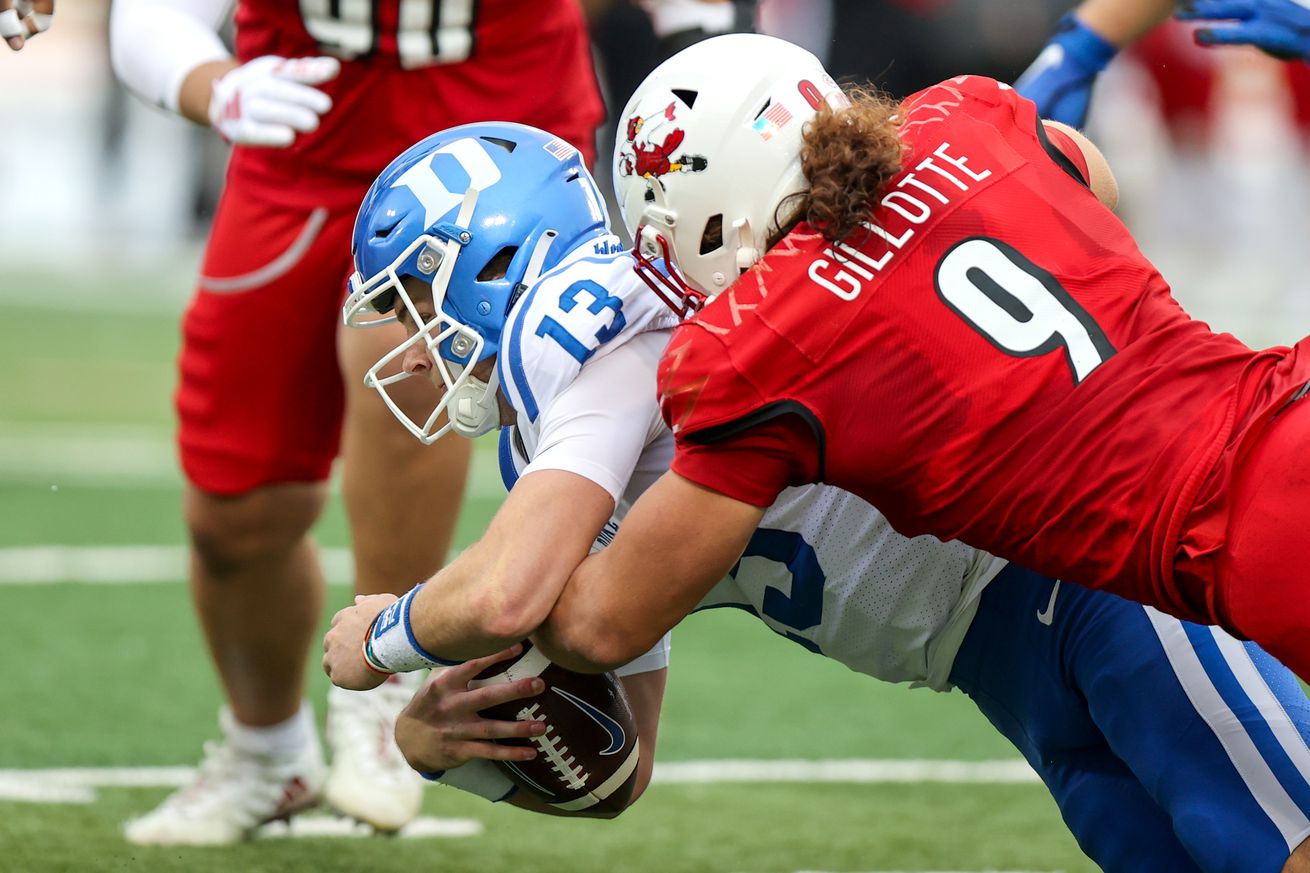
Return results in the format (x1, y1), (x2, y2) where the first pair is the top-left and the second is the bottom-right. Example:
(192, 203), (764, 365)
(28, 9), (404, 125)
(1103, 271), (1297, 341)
(470, 642), (640, 814)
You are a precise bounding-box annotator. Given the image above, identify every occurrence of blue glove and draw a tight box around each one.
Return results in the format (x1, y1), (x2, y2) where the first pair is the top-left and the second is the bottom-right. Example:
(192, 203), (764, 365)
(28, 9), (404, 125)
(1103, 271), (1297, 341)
(1014, 13), (1120, 127)
(1177, 0), (1310, 61)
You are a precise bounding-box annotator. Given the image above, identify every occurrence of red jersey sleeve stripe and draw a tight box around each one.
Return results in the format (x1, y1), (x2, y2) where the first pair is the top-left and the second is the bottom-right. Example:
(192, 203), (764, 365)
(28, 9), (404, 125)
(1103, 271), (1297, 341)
(671, 404), (824, 509)
(1036, 121), (1091, 188)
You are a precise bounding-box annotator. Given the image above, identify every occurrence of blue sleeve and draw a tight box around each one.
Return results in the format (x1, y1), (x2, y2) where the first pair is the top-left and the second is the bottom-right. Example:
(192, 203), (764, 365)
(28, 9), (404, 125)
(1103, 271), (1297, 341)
(1012, 13), (1118, 127)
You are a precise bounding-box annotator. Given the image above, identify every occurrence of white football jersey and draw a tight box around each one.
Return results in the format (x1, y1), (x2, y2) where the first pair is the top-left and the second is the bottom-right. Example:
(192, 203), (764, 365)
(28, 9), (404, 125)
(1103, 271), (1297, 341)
(496, 236), (1006, 690)
(498, 235), (681, 519)
(699, 485), (1003, 689)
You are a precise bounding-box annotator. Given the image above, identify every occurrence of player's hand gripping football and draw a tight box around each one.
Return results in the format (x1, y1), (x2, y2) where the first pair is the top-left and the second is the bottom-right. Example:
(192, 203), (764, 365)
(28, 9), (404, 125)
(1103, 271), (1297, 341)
(0, 0), (52, 51)
(394, 644), (547, 774)
(323, 592), (396, 691)
(1013, 12), (1119, 127)
(1178, 0), (1310, 61)
(208, 55), (341, 147)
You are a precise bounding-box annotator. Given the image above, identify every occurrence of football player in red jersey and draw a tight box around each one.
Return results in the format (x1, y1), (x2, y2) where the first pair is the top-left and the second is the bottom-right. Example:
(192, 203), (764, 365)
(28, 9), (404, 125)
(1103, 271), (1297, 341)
(518, 34), (1310, 689)
(109, 0), (603, 844)
(540, 33), (1310, 675)
(314, 99), (1310, 870)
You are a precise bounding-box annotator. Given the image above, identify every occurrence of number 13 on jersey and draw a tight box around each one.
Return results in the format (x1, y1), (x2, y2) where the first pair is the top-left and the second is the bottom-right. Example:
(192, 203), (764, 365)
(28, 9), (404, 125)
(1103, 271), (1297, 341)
(536, 280), (628, 364)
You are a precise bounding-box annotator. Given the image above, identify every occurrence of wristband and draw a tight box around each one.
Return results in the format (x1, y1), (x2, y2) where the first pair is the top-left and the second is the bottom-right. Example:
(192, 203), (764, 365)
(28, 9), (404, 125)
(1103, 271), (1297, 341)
(362, 584), (463, 674)
(420, 759), (519, 802)
(359, 623), (394, 677)
(1054, 13), (1119, 73)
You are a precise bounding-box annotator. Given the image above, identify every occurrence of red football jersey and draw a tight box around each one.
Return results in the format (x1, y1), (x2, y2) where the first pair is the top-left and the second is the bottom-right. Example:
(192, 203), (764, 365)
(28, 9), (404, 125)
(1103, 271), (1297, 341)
(659, 76), (1310, 622)
(228, 0), (603, 207)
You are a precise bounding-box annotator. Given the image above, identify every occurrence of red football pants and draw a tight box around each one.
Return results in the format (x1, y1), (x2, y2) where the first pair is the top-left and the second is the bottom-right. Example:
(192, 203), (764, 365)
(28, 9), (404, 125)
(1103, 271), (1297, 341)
(176, 184), (353, 495)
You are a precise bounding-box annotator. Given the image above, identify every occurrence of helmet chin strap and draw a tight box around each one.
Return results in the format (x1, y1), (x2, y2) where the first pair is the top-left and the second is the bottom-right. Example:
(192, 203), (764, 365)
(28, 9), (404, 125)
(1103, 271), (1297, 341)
(449, 366), (502, 438)
(733, 217), (761, 272)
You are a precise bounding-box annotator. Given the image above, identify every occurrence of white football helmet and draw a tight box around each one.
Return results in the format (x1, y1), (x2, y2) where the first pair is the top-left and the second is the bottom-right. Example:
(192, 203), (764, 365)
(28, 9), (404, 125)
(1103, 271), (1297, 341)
(613, 33), (846, 316)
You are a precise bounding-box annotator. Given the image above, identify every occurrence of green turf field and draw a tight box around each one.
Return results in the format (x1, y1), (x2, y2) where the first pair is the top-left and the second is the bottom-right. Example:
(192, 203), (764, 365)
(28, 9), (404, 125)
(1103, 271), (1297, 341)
(0, 268), (1097, 872)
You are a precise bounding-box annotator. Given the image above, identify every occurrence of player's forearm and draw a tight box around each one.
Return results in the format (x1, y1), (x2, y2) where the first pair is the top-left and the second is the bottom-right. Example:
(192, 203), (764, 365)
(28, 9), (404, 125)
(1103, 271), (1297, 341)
(110, 0), (234, 115)
(176, 58), (239, 125)
(407, 539), (553, 660)
(408, 470), (616, 661)
(1073, 0), (1176, 46)
(538, 545), (690, 672)
(534, 555), (638, 673)
(539, 473), (761, 672)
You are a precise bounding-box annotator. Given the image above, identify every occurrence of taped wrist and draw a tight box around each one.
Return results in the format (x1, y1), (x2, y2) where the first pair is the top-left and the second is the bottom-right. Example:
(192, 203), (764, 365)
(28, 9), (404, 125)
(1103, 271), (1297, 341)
(1054, 13), (1119, 73)
(362, 584), (463, 674)
(420, 759), (519, 802)
(0, 9), (23, 38)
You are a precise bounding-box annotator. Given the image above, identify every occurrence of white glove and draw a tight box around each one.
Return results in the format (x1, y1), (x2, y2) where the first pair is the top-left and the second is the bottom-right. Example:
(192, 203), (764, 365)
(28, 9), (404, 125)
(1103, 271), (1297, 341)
(207, 55), (341, 148)
(1, 0), (53, 52)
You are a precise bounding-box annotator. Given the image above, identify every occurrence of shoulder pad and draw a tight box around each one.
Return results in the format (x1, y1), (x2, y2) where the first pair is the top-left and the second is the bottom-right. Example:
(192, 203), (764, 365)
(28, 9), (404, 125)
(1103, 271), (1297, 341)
(657, 321), (762, 438)
(903, 76), (1027, 130)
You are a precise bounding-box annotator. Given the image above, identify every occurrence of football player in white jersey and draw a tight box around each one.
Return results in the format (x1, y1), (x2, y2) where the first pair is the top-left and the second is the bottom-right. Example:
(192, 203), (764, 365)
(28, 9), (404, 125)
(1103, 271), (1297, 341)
(326, 122), (1310, 870)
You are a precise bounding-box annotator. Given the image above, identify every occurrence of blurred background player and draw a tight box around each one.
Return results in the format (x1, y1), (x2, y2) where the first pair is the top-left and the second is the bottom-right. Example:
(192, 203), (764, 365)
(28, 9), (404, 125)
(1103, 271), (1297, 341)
(1016, 0), (1310, 128)
(107, 0), (603, 845)
(1014, 0), (1310, 342)
(326, 121), (1310, 872)
(0, 0), (52, 50)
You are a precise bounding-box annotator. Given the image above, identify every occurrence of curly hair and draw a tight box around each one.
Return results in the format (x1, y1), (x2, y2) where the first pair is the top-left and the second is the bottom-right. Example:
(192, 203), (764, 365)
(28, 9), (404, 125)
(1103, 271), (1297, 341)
(799, 86), (905, 246)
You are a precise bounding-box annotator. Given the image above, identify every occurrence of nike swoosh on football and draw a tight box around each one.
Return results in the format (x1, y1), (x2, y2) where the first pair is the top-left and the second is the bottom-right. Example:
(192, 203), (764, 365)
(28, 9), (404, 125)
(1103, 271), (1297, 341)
(551, 687), (626, 756)
(1036, 580), (1061, 626)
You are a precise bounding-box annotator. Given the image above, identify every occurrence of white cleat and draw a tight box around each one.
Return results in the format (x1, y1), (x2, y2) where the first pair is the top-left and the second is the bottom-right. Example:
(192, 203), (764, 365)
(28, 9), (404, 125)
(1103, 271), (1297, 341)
(325, 672), (426, 833)
(123, 734), (325, 846)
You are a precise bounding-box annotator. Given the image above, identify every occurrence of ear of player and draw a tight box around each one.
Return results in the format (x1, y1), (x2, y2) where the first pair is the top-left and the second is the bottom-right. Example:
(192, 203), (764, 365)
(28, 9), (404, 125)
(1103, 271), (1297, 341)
(470, 642), (641, 814)
(0, 0), (53, 52)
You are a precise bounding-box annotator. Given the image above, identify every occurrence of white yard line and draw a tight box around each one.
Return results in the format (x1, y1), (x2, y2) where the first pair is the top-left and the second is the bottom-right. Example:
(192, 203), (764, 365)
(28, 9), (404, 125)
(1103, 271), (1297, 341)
(0, 766), (488, 838)
(0, 544), (484, 585)
(256, 815), (482, 840)
(655, 759), (1038, 784)
(0, 425), (506, 498)
(0, 545), (357, 585)
(0, 760), (1038, 806)
(0, 428), (179, 486)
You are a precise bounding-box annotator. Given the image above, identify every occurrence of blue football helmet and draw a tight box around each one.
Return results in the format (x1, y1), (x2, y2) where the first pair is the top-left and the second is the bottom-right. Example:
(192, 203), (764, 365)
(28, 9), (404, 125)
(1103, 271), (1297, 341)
(344, 122), (609, 442)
